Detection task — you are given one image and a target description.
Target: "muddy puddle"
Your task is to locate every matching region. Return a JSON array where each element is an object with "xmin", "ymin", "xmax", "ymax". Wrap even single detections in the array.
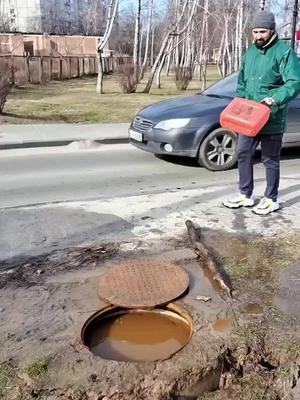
[
  {"xmin": 82, "ymin": 308, "xmax": 192, "ymax": 362},
  {"xmin": 212, "ymin": 318, "xmax": 232, "ymax": 332}
]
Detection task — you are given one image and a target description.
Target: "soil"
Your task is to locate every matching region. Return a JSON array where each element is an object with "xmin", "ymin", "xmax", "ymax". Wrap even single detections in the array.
[{"xmin": 1, "ymin": 229, "xmax": 300, "ymax": 400}]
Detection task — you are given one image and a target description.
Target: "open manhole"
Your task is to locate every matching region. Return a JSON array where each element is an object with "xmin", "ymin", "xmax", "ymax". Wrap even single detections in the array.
[{"xmin": 81, "ymin": 303, "xmax": 193, "ymax": 362}]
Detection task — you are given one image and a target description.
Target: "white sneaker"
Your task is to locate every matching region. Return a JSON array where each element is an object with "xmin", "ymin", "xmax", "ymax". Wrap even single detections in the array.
[
  {"xmin": 222, "ymin": 194, "xmax": 254, "ymax": 209},
  {"xmin": 252, "ymin": 197, "xmax": 280, "ymax": 215}
]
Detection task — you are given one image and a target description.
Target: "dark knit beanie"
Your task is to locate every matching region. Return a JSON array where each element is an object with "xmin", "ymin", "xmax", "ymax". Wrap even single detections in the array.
[{"xmin": 251, "ymin": 11, "xmax": 276, "ymax": 30}]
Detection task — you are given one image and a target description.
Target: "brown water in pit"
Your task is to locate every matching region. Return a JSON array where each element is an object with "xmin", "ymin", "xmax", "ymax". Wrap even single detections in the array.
[{"xmin": 84, "ymin": 309, "xmax": 191, "ymax": 362}]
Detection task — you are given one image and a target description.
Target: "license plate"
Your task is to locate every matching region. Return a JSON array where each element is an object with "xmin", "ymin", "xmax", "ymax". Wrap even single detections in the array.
[{"xmin": 129, "ymin": 129, "xmax": 143, "ymax": 142}]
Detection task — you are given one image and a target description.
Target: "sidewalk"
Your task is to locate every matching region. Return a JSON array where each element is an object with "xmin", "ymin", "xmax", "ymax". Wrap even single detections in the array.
[{"xmin": 0, "ymin": 123, "xmax": 130, "ymax": 149}]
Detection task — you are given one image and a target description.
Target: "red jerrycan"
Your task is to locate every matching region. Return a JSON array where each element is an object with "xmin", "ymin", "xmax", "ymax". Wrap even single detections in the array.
[{"xmin": 220, "ymin": 98, "xmax": 271, "ymax": 137}]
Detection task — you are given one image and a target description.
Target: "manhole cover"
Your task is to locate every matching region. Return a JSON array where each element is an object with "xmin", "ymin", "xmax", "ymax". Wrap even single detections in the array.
[{"xmin": 97, "ymin": 261, "xmax": 189, "ymax": 308}]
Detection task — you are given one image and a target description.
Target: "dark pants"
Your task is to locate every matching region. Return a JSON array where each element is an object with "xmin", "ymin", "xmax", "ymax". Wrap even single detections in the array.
[{"xmin": 238, "ymin": 134, "xmax": 283, "ymax": 201}]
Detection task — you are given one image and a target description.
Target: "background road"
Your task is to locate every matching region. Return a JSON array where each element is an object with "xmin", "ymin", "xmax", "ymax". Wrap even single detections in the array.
[
  {"xmin": 1, "ymin": 144, "xmax": 300, "ymax": 263},
  {"xmin": 0, "ymin": 143, "xmax": 237, "ymax": 209}
]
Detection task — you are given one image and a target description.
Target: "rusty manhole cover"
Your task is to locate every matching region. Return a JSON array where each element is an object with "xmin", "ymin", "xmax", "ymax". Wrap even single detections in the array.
[{"xmin": 97, "ymin": 261, "xmax": 189, "ymax": 308}]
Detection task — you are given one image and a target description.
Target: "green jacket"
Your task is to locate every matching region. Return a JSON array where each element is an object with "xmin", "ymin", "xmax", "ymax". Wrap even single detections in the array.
[{"xmin": 237, "ymin": 36, "xmax": 300, "ymax": 134}]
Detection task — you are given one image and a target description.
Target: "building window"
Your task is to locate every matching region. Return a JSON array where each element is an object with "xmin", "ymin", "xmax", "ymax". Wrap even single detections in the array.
[
  {"xmin": 10, "ymin": 8, "xmax": 14, "ymax": 14},
  {"xmin": 10, "ymin": 18, "xmax": 15, "ymax": 24}
]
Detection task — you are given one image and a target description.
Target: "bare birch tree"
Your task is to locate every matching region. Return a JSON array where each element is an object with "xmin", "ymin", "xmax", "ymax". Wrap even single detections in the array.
[
  {"xmin": 150, "ymin": 25, "xmax": 155, "ymax": 67},
  {"xmin": 96, "ymin": 0, "xmax": 119, "ymax": 94},
  {"xmin": 156, "ymin": 38, "xmax": 173, "ymax": 88},
  {"xmin": 104, "ymin": 0, "xmax": 262, "ymax": 93},
  {"xmin": 141, "ymin": 0, "xmax": 154, "ymax": 78},
  {"xmin": 143, "ymin": 0, "xmax": 199, "ymax": 93},
  {"xmin": 199, "ymin": 0, "xmax": 209, "ymax": 89},
  {"xmin": 133, "ymin": 0, "xmax": 142, "ymax": 81}
]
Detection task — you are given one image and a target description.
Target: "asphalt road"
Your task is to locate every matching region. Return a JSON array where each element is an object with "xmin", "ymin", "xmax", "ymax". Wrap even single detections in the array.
[
  {"xmin": 0, "ymin": 143, "xmax": 237, "ymax": 209},
  {"xmin": 1, "ymin": 143, "xmax": 300, "ymax": 263}
]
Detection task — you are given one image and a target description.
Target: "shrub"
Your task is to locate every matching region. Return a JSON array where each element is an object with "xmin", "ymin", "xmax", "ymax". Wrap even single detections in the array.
[
  {"xmin": 117, "ymin": 63, "xmax": 139, "ymax": 94},
  {"xmin": 174, "ymin": 66, "xmax": 193, "ymax": 91}
]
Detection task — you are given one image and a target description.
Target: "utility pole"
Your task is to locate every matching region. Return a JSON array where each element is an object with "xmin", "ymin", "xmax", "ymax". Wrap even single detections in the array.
[{"xmin": 291, "ymin": 0, "xmax": 299, "ymax": 50}]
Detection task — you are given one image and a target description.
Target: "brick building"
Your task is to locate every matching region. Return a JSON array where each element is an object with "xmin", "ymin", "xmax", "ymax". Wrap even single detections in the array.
[{"xmin": 0, "ymin": 32, "xmax": 105, "ymax": 57}]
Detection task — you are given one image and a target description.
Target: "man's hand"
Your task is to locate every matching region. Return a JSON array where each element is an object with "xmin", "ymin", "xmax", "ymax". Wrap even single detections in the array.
[{"xmin": 261, "ymin": 97, "xmax": 276, "ymax": 107}]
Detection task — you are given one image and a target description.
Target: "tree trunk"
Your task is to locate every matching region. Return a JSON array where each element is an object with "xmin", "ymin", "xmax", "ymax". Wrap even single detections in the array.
[
  {"xmin": 180, "ymin": 39, "xmax": 186, "ymax": 67},
  {"xmin": 199, "ymin": 0, "xmax": 208, "ymax": 85},
  {"xmin": 139, "ymin": 31, "xmax": 143, "ymax": 68},
  {"xmin": 143, "ymin": 34, "xmax": 170, "ymax": 93},
  {"xmin": 156, "ymin": 52, "xmax": 166, "ymax": 88},
  {"xmin": 238, "ymin": 0, "xmax": 244, "ymax": 68},
  {"xmin": 217, "ymin": 33, "xmax": 225, "ymax": 77},
  {"xmin": 150, "ymin": 26, "xmax": 155, "ymax": 67},
  {"xmin": 201, "ymin": 57, "xmax": 206, "ymax": 91},
  {"xmin": 174, "ymin": 0, "xmax": 180, "ymax": 70},
  {"xmin": 234, "ymin": 5, "xmax": 240, "ymax": 71},
  {"xmin": 183, "ymin": 19, "xmax": 193, "ymax": 69},
  {"xmin": 166, "ymin": 50, "xmax": 172, "ymax": 76},
  {"xmin": 224, "ymin": 15, "xmax": 232, "ymax": 74},
  {"xmin": 96, "ymin": 51, "xmax": 104, "ymax": 94},
  {"xmin": 96, "ymin": 0, "xmax": 118, "ymax": 94},
  {"xmin": 133, "ymin": 0, "xmax": 142, "ymax": 80},
  {"xmin": 157, "ymin": 38, "xmax": 173, "ymax": 87},
  {"xmin": 141, "ymin": 0, "xmax": 153, "ymax": 79},
  {"xmin": 221, "ymin": 29, "xmax": 227, "ymax": 77}
]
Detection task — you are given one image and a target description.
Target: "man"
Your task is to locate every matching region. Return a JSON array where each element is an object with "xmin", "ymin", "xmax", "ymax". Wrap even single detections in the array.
[{"xmin": 223, "ymin": 10, "xmax": 300, "ymax": 215}]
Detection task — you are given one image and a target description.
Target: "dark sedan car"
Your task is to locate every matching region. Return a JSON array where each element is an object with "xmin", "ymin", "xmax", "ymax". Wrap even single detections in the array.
[{"xmin": 129, "ymin": 73, "xmax": 300, "ymax": 171}]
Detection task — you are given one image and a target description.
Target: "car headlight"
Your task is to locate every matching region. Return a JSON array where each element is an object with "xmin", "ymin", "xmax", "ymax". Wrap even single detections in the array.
[{"xmin": 154, "ymin": 118, "xmax": 190, "ymax": 130}]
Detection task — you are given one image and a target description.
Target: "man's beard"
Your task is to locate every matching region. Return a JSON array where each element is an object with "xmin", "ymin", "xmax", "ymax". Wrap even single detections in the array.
[
  {"xmin": 254, "ymin": 32, "xmax": 274, "ymax": 48},
  {"xmin": 255, "ymin": 39, "xmax": 266, "ymax": 48}
]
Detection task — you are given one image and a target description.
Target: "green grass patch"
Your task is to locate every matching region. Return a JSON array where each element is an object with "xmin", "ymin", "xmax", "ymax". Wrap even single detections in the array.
[
  {"xmin": 2, "ymin": 66, "xmax": 221, "ymax": 124},
  {"xmin": 23, "ymin": 354, "xmax": 52, "ymax": 379}
]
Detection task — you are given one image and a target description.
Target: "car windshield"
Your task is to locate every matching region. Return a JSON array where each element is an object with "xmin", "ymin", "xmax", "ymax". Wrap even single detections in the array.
[{"xmin": 200, "ymin": 72, "xmax": 238, "ymax": 98}]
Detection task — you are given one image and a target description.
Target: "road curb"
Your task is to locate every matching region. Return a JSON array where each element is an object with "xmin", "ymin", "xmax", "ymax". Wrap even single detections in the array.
[{"xmin": 0, "ymin": 137, "xmax": 129, "ymax": 150}]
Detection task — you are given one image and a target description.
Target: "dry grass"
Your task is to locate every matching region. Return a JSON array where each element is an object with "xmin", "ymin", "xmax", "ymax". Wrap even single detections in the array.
[
  {"xmin": 223, "ymin": 234, "xmax": 300, "ymax": 280},
  {"xmin": 0, "ymin": 363, "xmax": 15, "ymax": 397},
  {"xmin": 1, "ymin": 67, "xmax": 220, "ymax": 124}
]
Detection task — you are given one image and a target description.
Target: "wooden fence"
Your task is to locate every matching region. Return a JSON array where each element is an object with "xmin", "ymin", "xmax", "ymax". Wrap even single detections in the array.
[{"xmin": 0, "ymin": 54, "xmax": 115, "ymax": 84}]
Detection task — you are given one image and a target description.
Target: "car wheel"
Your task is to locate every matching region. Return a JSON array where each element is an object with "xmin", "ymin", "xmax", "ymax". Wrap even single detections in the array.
[{"xmin": 198, "ymin": 128, "xmax": 238, "ymax": 171}]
